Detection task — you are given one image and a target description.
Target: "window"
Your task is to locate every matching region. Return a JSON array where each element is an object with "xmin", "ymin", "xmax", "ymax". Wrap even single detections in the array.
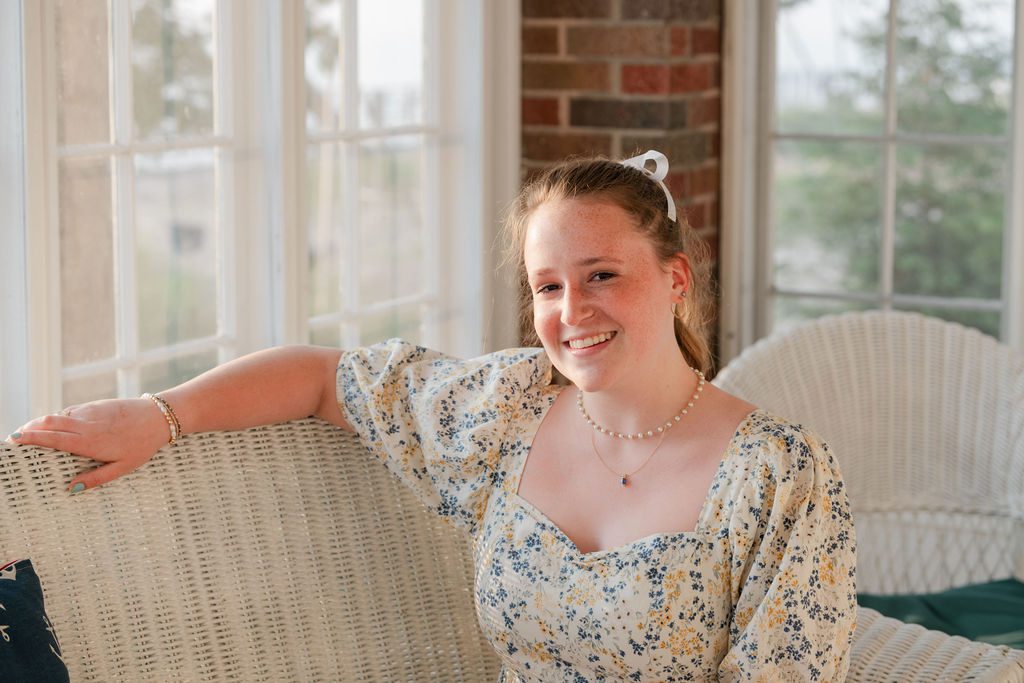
[
  {"xmin": 721, "ymin": 0, "xmax": 1023, "ymax": 360},
  {"xmin": 2, "ymin": 0, "xmax": 520, "ymax": 434}
]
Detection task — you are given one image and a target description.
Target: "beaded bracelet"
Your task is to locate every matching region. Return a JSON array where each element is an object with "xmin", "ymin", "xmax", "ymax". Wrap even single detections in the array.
[{"xmin": 142, "ymin": 393, "xmax": 181, "ymax": 445}]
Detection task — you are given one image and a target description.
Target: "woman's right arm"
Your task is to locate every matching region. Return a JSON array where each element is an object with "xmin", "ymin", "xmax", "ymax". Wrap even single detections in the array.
[{"xmin": 9, "ymin": 345, "xmax": 349, "ymax": 492}]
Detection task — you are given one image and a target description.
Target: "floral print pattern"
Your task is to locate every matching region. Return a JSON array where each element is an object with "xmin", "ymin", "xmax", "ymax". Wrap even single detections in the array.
[{"xmin": 338, "ymin": 340, "xmax": 857, "ymax": 682}]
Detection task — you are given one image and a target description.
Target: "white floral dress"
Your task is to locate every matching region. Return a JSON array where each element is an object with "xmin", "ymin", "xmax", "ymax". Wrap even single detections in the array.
[{"xmin": 337, "ymin": 340, "xmax": 857, "ymax": 682}]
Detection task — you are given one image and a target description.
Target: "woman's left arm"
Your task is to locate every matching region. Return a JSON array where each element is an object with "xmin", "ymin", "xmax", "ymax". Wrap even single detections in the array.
[{"xmin": 717, "ymin": 426, "xmax": 858, "ymax": 682}]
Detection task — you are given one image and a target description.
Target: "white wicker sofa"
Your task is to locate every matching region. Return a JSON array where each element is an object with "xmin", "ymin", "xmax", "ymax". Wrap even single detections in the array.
[{"xmin": 1, "ymin": 330, "xmax": 1022, "ymax": 680}]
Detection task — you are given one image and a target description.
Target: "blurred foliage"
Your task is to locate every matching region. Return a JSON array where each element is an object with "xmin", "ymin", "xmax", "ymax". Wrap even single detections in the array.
[
  {"xmin": 775, "ymin": 0, "xmax": 1010, "ymax": 337},
  {"xmin": 132, "ymin": 0, "xmax": 214, "ymax": 138}
]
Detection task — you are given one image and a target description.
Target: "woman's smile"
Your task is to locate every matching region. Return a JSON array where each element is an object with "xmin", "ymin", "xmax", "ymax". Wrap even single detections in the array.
[{"xmin": 566, "ymin": 331, "xmax": 616, "ymax": 351}]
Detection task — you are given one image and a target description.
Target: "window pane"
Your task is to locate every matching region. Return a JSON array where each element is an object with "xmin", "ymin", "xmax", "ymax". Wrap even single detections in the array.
[
  {"xmin": 310, "ymin": 324, "xmax": 342, "ymax": 347},
  {"xmin": 132, "ymin": 0, "xmax": 215, "ymax": 140},
  {"xmin": 772, "ymin": 296, "xmax": 873, "ymax": 337},
  {"xmin": 772, "ymin": 139, "xmax": 882, "ymax": 294},
  {"xmin": 307, "ymin": 142, "xmax": 345, "ymax": 317},
  {"xmin": 305, "ymin": 0, "xmax": 343, "ymax": 132},
  {"xmin": 60, "ymin": 158, "xmax": 116, "ymax": 366},
  {"xmin": 56, "ymin": 0, "xmax": 111, "ymax": 146},
  {"xmin": 135, "ymin": 150, "xmax": 218, "ymax": 350},
  {"xmin": 360, "ymin": 305, "xmax": 421, "ymax": 346},
  {"xmin": 775, "ymin": 0, "xmax": 887, "ymax": 135},
  {"xmin": 358, "ymin": 0, "xmax": 423, "ymax": 128},
  {"xmin": 894, "ymin": 144, "xmax": 1004, "ymax": 299},
  {"xmin": 140, "ymin": 350, "xmax": 218, "ymax": 394},
  {"xmin": 895, "ymin": 0, "xmax": 1013, "ymax": 136},
  {"xmin": 359, "ymin": 136, "xmax": 424, "ymax": 305},
  {"xmin": 63, "ymin": 373, "xmax": 117, "ymax": 406}
]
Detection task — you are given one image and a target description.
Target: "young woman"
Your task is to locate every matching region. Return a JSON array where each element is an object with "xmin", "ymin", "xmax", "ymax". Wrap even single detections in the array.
[{"xmin": 10, "ymin": 151, "xmax": 857, "ymax": 681}]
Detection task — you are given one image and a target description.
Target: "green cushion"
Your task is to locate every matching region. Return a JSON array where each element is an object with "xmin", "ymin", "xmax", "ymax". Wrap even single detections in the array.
[{"xmin": 858, "ymin": 578, "xmax": 1024, "ymax": 650}]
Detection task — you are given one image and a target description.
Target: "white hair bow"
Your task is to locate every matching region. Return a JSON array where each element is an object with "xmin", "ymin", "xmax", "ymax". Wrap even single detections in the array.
[{"xmin": 620, "ymin": 150, "xmax": 677, "ymax": 222}]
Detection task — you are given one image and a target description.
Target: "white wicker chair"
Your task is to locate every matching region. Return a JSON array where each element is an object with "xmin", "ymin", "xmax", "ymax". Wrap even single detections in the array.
[
  {"xmin": 1, "ymin": 419, "xmax": 502, "ymax": 682},
  {"xmin": 715, "ymin": 310, "xmax": 1024, "ymax": 681},
  {"xmin": 3, "ymin": 355, "xmax": 1023, "ymax": 680}
]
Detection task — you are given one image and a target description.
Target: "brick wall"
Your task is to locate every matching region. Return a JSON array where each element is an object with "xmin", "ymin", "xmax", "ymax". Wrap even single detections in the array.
[{"xmin": 520, "ymin": 0, "xmax": 723, "ymax": 353}]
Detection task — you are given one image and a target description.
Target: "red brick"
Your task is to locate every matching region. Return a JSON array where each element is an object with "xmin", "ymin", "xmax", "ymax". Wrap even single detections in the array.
[
  {"xmin": 621, "ymin": 65, "xmax": 670, "ymax": 94},
  {"xmin": 673, "ymin": 0, "xmax": 720, "ymax": 21},
  {"xmin": 692, "ymin": 26, "xmax": 720, "ymax": 54},
  {"xmin": 566, "ymin": 26, "xmax": 668, "ymax": 57},
  {"xmin": 622, "ymin": 131, "xmax": 711, "ymax": 166},
  {"xmin": 688, "ymin": 96, "xmax": 720, "ymax": 127},
  {"xmin": 664, "ymin": 170, "xmax": 687, "ymax": 198},
  {"xmin": 688, "ymin": 165, "xmax": 719, "ymax": 196},
  {"xmin": 684, "ymin": 200, "xmax": 708, "ymax": 229},
  {"xmin": 522, "ymin": 97, "xmax": 560, "ymax": 126},
  {"xmin": 521, "ymin": 132, "xmax": 613, "ymax": 162},
  {"xmin": 670, "ymin": 62, "xmax": 714, "ymax": 93},
  {"xmin": 622, "ymin": 0, "xmax": 719, "ymax": 21},
  {"xmin": 523, "ymin": 0, "xmax": 611, "ymax": 18},
  {"xmin": 571, "ymin": 98, "xmax": 686, "ymax": 129},
  {"xmin": 522, "ymin": 26, "xmax": 559, "ymax": 55},
  {"xmin": 670, "ymin": 26, "xmax": 690, "ymax": 56},
  {"xmin": 522, "ymin": 61, "xmax": 610, "ymax": 91}
]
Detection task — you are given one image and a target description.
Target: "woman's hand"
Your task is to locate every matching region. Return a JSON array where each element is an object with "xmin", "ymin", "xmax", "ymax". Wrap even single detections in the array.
[{"xmin": 7, "ymin": 398, "xmax": 171, "ymax": 493}]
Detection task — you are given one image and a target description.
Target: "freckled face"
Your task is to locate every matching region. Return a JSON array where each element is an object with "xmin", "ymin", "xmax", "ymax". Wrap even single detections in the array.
[{"xmin": 524, "ymin": 198, "xmax": 686, "ymax": 393}]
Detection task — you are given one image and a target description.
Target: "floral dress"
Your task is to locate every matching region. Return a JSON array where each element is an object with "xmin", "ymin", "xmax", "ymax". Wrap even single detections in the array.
[{"xmin": 337, "ymin": 340, "xmax": 857, "ymax": 682}]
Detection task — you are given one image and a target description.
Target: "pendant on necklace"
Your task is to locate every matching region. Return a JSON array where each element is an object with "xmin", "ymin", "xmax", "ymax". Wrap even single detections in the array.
[{"xmin": 620, "ymin": 475, "xmax": 628, "ymax": 486}]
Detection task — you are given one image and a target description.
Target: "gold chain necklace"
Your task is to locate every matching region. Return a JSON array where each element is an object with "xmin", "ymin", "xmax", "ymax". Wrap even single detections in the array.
[{"xmin": 590, "ymin": 427, "xmax": 669, "ymax": 487}]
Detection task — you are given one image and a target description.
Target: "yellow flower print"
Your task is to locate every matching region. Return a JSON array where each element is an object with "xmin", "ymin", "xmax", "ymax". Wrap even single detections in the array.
[
  {"xmin": 662, "ymin": 622, "xmax": 703, "ymax": 656},
  {"xmin": 373, "ymin": 381, "xmax": 403, "ymax": 413}
]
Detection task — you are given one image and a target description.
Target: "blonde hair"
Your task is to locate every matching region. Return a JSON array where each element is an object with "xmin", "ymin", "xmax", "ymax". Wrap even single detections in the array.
[{"xmin": 502, "ymin": 155, "xmax": 715, "ymax": 376}]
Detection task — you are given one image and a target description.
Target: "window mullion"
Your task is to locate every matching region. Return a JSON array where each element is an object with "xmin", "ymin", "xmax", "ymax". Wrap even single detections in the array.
[
  {"xmin": 718, "ymin": 0, "xmax": 762, "ymax": 364},
  {"xmin": 341, "ymin": 0, "xmax": 360, "ymax": 349},
  {"xmin": 755, "ymin": 0, "xmax": 778, "ymax": 340},
  {"xmin": 21, "ymin": 0, "xmax": 63, "ymax": 420},
  {"xmin": 879, "ymin": 0, "xmax": 899, "ymax": 311},
  {"xmin": 0, "ymin": 0, "xmax": 26, "ymax": 432},
  {"xmin": 215, "ymin": 0, "xmax": 238, "ymax": 363},
  {"xmin": 111, "ymin": 0, "xmax": 138, "ymax": 397},
  {"xmin": 266, "ymin": 0, "xmax": 306, "ymax": 346},
  {"xmin": 1004, "ymin": 0, "xmax": 1024, "ymax": 351},
  {"xmin": 421, "ymin": 0, "xmax": 441, "ymax": 350}
]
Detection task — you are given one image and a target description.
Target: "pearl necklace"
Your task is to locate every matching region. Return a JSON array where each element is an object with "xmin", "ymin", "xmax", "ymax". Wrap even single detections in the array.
[{"xmin": 576, "ymin": 367, "xmax": 705, "ymax": 440}]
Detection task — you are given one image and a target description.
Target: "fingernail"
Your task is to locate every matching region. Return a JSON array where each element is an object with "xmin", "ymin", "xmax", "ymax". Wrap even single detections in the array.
[
  {"xmin": 70, "ymin": 483, "xmax": 86, "ymax": 494},
  {"xmin": 9, "ymin": 432, "xmax": 21, "ymax": 440}
]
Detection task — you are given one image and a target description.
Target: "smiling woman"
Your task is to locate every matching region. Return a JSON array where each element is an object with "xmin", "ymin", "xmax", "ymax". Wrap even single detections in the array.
[{"xmin": 10, "ymin": 151, "xmax": 857, "ymax": 682}]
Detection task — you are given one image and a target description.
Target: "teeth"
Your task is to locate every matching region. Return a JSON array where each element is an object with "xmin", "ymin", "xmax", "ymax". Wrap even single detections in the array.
[{"xmin": 568, "ymin": 332, "xmax": 614, "ymax": 349}]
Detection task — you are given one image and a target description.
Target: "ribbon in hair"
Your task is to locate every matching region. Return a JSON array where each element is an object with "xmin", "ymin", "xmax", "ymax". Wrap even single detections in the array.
[{"xmin": 620, "ymin": 150, "xmax": 677, "ymax": 222}]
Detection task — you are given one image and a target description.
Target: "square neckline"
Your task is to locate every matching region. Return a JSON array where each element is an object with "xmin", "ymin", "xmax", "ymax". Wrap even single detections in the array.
[{"xmin": 509, "ymin": 384, "xmax": 763, "ymax": 560}]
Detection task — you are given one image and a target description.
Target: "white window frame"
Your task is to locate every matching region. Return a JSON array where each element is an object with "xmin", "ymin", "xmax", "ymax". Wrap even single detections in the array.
[
  {"xmin": 2, "ymin": 0, "xmax": 520, "ymax": 435},
  {"xmin": 720, "ymin": 0, "xmax": 1024, "ymax": 364}
]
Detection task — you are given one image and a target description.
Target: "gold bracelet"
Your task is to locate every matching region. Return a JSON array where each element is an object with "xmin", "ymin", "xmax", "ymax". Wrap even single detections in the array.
[{"xmin": 142, "ymin": 393, "xmax": 182, "ymax": 445}]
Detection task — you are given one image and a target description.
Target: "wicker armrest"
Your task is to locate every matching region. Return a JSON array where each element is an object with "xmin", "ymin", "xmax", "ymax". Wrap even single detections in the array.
[
  {"xmin": 0, "ymin": 419, "xmax": 500, "ymax": 682},
  {"xmin": 850, "ymin": 606, "xmax": 1024, "ymax": 682}
]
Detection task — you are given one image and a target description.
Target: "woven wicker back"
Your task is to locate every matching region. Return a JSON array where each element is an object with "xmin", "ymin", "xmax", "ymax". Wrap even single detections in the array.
[
  {"xmin": 0, "ymin": 419, "xmax": 501, "ymax": 682},
  {"xmin": 714, "ymin": 312, "xmax": 1024, "ymax": 594}
]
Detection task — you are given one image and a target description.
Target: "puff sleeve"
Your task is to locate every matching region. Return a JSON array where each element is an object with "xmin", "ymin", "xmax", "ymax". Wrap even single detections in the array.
[
  {"xmin": 336, "ymin": 339, "xmax": 550, "ymax": 538},
  {"xmin": 717, "ymin": 420, "xmax": 857, "ymax": 682}
]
